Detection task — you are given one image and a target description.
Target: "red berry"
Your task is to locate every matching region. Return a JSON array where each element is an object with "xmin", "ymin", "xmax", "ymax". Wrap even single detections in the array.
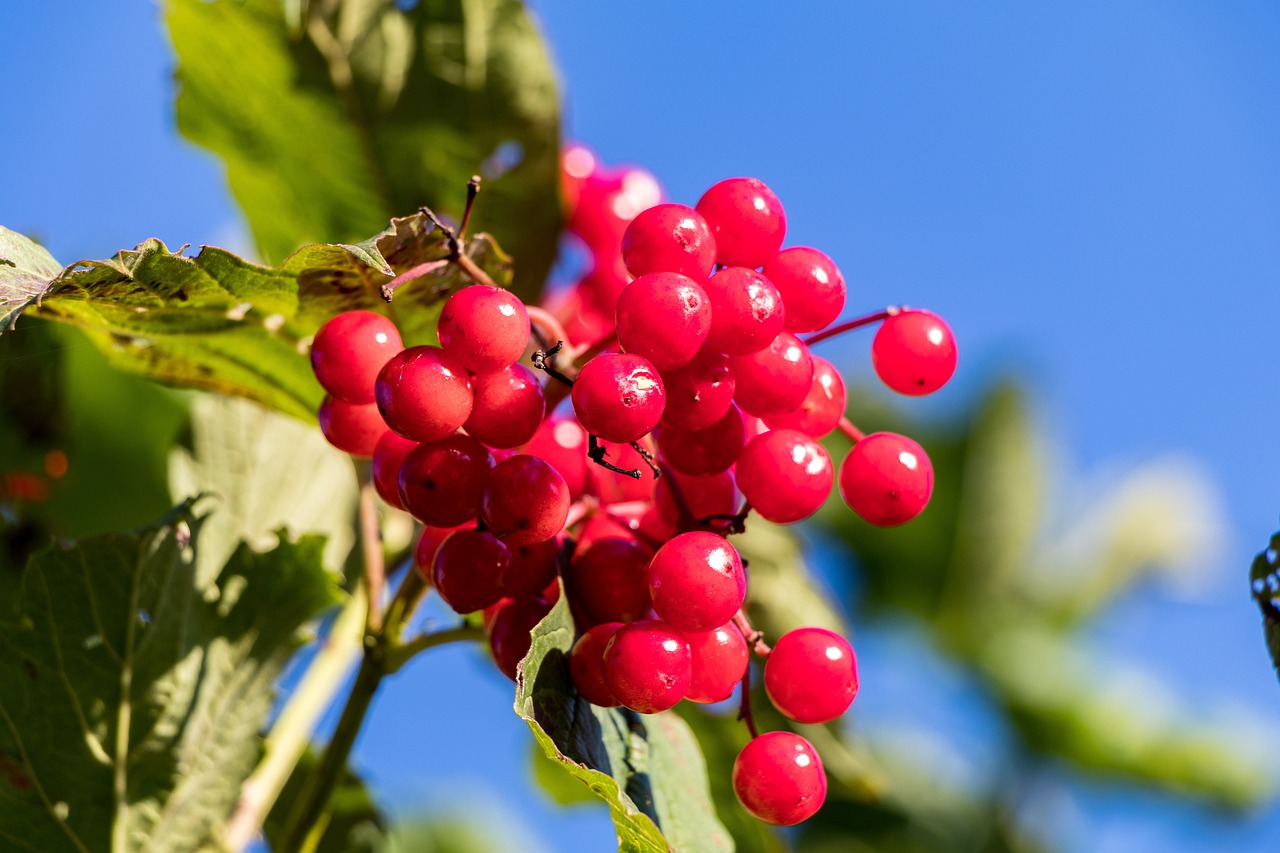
[
  {"xmin": 615, "ymin": 272, "xmax": 712, "ymax": 372},
  {"xmin": 762, "ymin": 247, "xmax": 845, "ymax": 333},
  {"xmin": 647, "ymin": 532, "xmax": 746, "ymax": 632},
  {"xmin": 502, "ymin": 537, "xmax": 561, "ymax": 600},
  {"xmin": 602, "ymin": 620, "xmax": 691, "ymax": 714},
  {"xmin": 464, "ymin": 363, "xmax": 547, "ymax": 449},
  {"xmin": 702, "ymin": 267, "xmax": 785, "ymax": 356},
  {"xmin": 655, "ymin": 404, "xmax": 745, "ymax": 476},
  {"xmin": 658, "ymin": 346, "xmax": 736, "ymax": 431},
  {"xmin": 571, "ymin": 352, "xmax": 666, "ymax": 443},
  {"xmin": 730, "ymin": 332, "xmax": 814, "ymax": 417},
  {"xmin": 375, "ymin": 346, "xmax": 473, "ymax": 442},
  {"xmin": 560, "ymin": 143, "xmax": 596, "ymax": 219},
  {"xmin": 871, "ymin": 308, "xmax": 957, "ymax": 395},
  {"xmin": 432, "ymin": 528, "xmax": 511, "ymax": 614},
  {"xmin": 696, "ymin": 177, "xmax": 787, "ymax": 269},
  {"xmin": 488, "ymin": 596, "xmax": 554, "ymax": 682},
  {"xmin": 564, "ymin": 534, "xmax": 653, "ymax": 625},
  {"xmin": 480, "ymin": 454, "xmax": 571, "ymax": 545},
  {"xmin": 413, "ymin": 523, "xmax": 468, "ymax": 581},
  {"xmin": 732, "ymin": 732, "xmax": 826, "ymax": 826},
  {"xmin": 519, "ymin": 416, "xmax": 591, "ymax": 502},
  {"xmin": 764, "ymin": 627, "xmax": 858, "ymax": 724},
  {"xmin": 621, "ymin": 203, "xmax": 717, "ymax": 280},
  {"xmin": 398, "ymin": 434, "xmax": 494, "ymax": 527},
  {"xmin": 317, "ymin": 396, "xmax": 387, "ymax": 457},
  {"xmin": 762, "ymin": 356, "xmax": 845, "ymax": 438},
  {"xmin": 735, "ymin": 429, "xmax": 834, "ymax": 524},
  {"xmin": 838, "ymin": 432, "xmax": 933, "ymax": 526},
  {"xmin": 437, "ymin": 285, "xmax": 531, "ymax": 374},
  {"xmin": 310, "ymin": 310, "xmax": 403, "ymax": 404},
  {"xmin": 686, "ymin": 624, "xmax": 749, "ymax": 704},
  {"xmin": 569, "ymin": 622, "xmax": 624, "ymax": 707},
  {"xmin": 571, "ymin": 166, "xmax": 663, "ymax": 253},
  {"xmin": 588, "ymin": 440, "xmax": 657, "ymax": 505},
  {"xmin": 371, "ymin": 431, "xmax": 418, "ymax": 510}
]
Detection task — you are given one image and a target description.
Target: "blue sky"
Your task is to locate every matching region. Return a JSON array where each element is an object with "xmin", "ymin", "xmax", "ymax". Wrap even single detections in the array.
[{"xmin": 4, "ymin": 2, "xmax": 1280, "ymax": 850}]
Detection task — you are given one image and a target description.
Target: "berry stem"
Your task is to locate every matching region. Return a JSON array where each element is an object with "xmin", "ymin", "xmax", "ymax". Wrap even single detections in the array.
[
  {"xmin": 384, "ymin": 622, "xmax": 486, "ymax": 673},
  {"xmin": 531, "ymin": 340, "xmax": 576, "ymax": 388},
  {"xmin": 526, "ymin": 305, "xmax": 571, "ymax": 351},
  {"xmin": 379, "ymin": 259, "xmax": 450, "ymax": 302},
  {"xmin": 357, "ymin": 462, "xmax": 386, "ymax": 633},
  {"xmin": 629, "ymin": 440, "xmax": 662, "ymax": 480},
  {"xmin": 737, "ymin": 663, "xmax": 760, "ymax": 739},
  {"xmin": 659, "ymin": 462, "xmax": 697, "ymax": 531},
  {"xmin": 801, "ymin": 306, "xmax": 899, "ymax": 347},
  {"xmin": 588, "ymin": 433, "xmax": 642, "ymax": 479},
  {"xmin": 732, "ymin": 608, "xmax": 773, "ymax": 657},
  {"xmin": 699, "ymin": 501, "xmax": 753, "ymax": 536},
  {"xmin": 417, "ymin": 204, "xmax": 500, "ymax": 290},
  {"xmin": 837, "ymin": 416, "xmax": 865, "ymax": 444},
  {"xmin": 458, "ymin": 174, "xmax": 481, "ymax": 242}
]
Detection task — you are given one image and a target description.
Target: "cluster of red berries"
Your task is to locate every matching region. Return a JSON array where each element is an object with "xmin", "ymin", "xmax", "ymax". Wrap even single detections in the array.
[{"xmin": 307, "ymin": 150, "xmax": 956, "ymax": 828}]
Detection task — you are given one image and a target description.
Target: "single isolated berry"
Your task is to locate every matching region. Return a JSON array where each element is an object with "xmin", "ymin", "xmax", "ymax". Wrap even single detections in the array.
[
  {"xmin": 839, "ymin": 431, "xmax": 933, "ymax": 526},
  {"xmin": 732, "ymin": 731, "xmax": 827, "ymax": 826},
  {"xmin": 602, "ymin": 620, "xmax": 692, "ymax": 714},
  {"xmin": 696, "ymin": 177, "xmax": 787, "ymax": 269},
  {"xmin": 310, "ymin": 310, "xmax": 403, "ymax": 404},
  {"xmin": 871, "ymin": 308, "xmax": 957, "ymax": 395},
  {"xmin": 735, "ymin": 428, "xmax": 834, "ymax": 524},
  {"xmin": 646, "ymin": 532, "xmax": 747, "ymax": 632},
  {"xmin": 764, "ymin": 627, "xmax": 858, "ymax": 724},
  {"xmin": 571, "ymin": 352, "xmax": 666, "ymax": 443},
  {"xmin": 375, "ymin": 346, "xmax": 473, "ymax": 442},
  {"xmin": 437, "ymin": 285, "xmax": 532, "ymax": 374},
  {"xmin": 621, "ymin": 202, "xmax": 717, "ymax": 280}
]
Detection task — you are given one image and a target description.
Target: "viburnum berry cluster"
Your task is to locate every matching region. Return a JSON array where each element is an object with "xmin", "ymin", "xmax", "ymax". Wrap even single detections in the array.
[{"xmin": 308, "ymin": 149, "xmax": 956, "ymax": 828}]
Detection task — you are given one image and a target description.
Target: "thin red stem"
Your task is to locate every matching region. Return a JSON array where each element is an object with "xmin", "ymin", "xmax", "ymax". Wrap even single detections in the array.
[
  {"xmin": 379, "ymin": 259, "xmax": 449, "ymax": 302},
  {"xmin": 802, "ymin": 307, "xmax": 898, "ymax": 346},
  {"xmin": 732, "ymin": 608, "xmax": 772, "ymax": 657},
  {"xmin": 738, "ymin": 663, "xmax": 760, "ymax": 739},
  {"xmin": 837, "ymin": 416, "xmax": 865, "ymax": 444},
  {"xmin": 526, "ymin": 305, "xmax": 570, "ymax": 350}
]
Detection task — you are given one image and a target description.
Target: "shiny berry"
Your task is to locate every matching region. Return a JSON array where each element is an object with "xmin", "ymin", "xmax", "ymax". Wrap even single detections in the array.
[
  {"xmin": 730, "ymin": 332, "xmax": 814, "ymax": 417},
  {"xmin": 519, "ymin": 416, "xmax": 591, "ymax": 502},
  {"xmin": 762, "ymin": 247, "xmax": 845, "ymax": 333},
  {"xmin": 603, "ymin": 620, "xmax": 691, "ymax": 714},
  {"xmin": 615, "ymin": 272, "xmax": 712, "ymax": 372},
  {"xmin": 371, "ymin": 430, "xmax": 418, "ymax": 510},
  {"xmin": 502, "ymin": 537, "xmax": 562, "ymax": 600},
  {"xmin": 398, "ymin": 434, "xmax": 493, "ymax": 527},
  {"xmin": 659, "ymin": 346, "xmax": 736, "ymax": 431},
  {"xmin": 686, "ymin": 624, "xmax": 749, "ymax": 704},
  {"xmin": 703, "ymin": 267, "xmax": 785, "ymax": 356},
  {"xmin": 696, "ymin": 177, "xmax": 787, "ymax": 269},
  {"xmin": 838, "ymin": 432, "xmax": 933, "ymax": 526},
  {"xmin": 464, "ymin": 363, "xmax": 546, "ymax": 448},
  {"xmin": 571, "ymin": 352, "xmax": 665, "ymax": 443},
  {"xmin": 310, "ymin": 310, "xmax": 403, "ymax": 403},
  {"xmin": 647, "ymin": 532, "xmax": 746, "ymax": 632},
  {"xmin": 375, "ymin": 346, "xmax": 473, "ymax": 442},
  {"xmin": 480, "ymin": 454, "xmax": 571, "ymax": 545},
  {"xmin": 437, "ymin": 285, "xmax": 531, "ymax": 374},
  {"xmin": 488, "ymin": 596, "xmax": 554, "ymax": 682},
  {"xmin": 762, "ymin": 356, "xmax": 845, "ymax": 438},
  {"xmin": 655, "ymin": 404, "xmax": 745, "ymax": 477},
  {"xmin": 564, "ymin": 534, "xmax": 653, "ymax": 625},
  {"xmin": 871, "ymin": 308, "xmax": 957, "ymax": 395},
  {"xmin": 732, "ymin": 732, "xmax": 827, "ymax": 826},
  {"xmin": 764, "ymin": 627, "xmax": 858, "ymax": 724},
  {"xmin": 432, "ymin": 528, "xmax": 510, "ymax": 614},
  {"xmin": 318, "ymin": 396, "xmax": 386, "ymax": 457},
  {"xmin": 622, "ymin": 203, "xmax": 717, "ymax": 280},
  {"xmin": 735, "ymin": 429, "xmax": 833, "ymax": 524}
]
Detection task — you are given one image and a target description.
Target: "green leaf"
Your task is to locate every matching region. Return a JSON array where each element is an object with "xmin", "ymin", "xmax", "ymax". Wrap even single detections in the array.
[
  {"xmin": 0, "ymin": 502, "xmax": 339, "ymax": 851},
  {"xmin": 167, "ymin": 0, "xmax": 562, "ymax": 301},
  {"xmin": 1250, "ymin": 529, "xmax": 1280, "ymax": 684},
  {"xmin": 169, "ymin": 393, "xmax": 359, "ymax": 588},
  {"xmin": 0, "ymin": 226, "xmax": 61, "ymax": 332},
  {"xmin": 4, "ymin": 214, "xmax": 509, "ymax": 420},
  {"xmin": 516, "ymin": 594, "xmax": 733, "ymax": 852},
  {"xmin": 263, "ymin": 748, "xmax": 386, "ymax": 853}
]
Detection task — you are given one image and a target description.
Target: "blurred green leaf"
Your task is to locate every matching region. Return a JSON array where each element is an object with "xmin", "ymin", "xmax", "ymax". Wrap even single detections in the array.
[
  {"xmin": 385, "ymin": 815, "xmax": 523, "ymax": 853},
  {"xmin": 169, "ymin": 393, "xmax": 358, "ymax": 588},
  {"xmin": 4, "ymin": 214, "xmax": 509, "ymax": 420},
  {"xmin": 1250, "ymin": 528, "xmax": 1280, "ymax": 684},
  {"xmin": 263, "ymin": 748, "xmax": 386, "ymax": 853},
  {"xmin": 0, "ymin": 226, "xmax": 61, "ymax": 332},
  {"xmin": 0, "ymin": 502, "xmax": 339, "ymax": 851},
  {"xmin": 167, "ymin": 0, "xmax": 561, "ymax": 300},
  {"xmin": 516, "ymin": 593, "xmax": 733, "ymax": 852}
]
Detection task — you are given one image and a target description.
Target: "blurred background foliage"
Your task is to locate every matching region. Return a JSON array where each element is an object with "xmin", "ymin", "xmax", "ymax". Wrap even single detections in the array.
[{"xmin": 2, "ymin": 0, "xmax": 1277, "ymax": 850}]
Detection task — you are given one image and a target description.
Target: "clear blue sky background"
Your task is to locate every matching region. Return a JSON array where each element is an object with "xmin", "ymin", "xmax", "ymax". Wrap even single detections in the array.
[{"xmin": 4, "ymin": 2, "xmax": 1280, "ymax": 851}]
